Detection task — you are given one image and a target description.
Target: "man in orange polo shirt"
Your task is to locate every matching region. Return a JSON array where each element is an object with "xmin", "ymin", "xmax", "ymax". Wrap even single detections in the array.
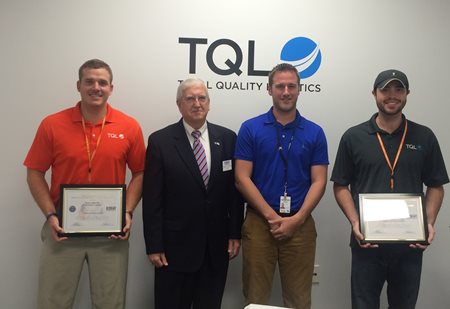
[{"xmin": 24, "ymin": 59, "xmax": 146, "ymax": 309}]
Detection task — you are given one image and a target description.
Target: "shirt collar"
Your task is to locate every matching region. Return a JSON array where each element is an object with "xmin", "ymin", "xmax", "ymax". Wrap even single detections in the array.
[
  {"xmin": 264, "ymin": 107, "xmax": 302, "ymax": 129},
  {"xmin": 71, "ymin": 102, "xmax": 114, "ymax": 124},
  {"xmin": 368, "ymin": 113, "xmax": 406, "ymax": 135},
  {"xmin": 183, "ymin": 119, "xmax": 208, "ymax": 137}
]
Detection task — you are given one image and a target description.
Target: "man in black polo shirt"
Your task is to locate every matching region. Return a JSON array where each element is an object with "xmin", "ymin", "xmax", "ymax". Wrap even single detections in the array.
[{"xmin": 331, "ymin": 69, "xmax": 449, "ymax": 309}]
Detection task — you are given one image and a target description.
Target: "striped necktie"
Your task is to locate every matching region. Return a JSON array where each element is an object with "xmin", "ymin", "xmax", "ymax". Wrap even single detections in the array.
[{"xmin": 192, "ymin": 130, "xmax": 209, "ymax": 186}]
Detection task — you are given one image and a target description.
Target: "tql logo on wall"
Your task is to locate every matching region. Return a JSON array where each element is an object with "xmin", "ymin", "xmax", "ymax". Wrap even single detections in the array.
[{"xmin": 178, "ymin": 36, "xmax": 322, "ymax": 92}]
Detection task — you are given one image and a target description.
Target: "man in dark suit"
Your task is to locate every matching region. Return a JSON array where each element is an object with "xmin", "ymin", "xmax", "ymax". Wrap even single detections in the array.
[{"xmin": 142, "ymin": 78, "xmax": 244, "ymax": 309}]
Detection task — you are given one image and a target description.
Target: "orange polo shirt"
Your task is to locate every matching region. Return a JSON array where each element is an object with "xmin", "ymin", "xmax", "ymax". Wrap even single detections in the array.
[{"xmin": 24, "ymin": 102, "xmax": 146, "ymax": 203}]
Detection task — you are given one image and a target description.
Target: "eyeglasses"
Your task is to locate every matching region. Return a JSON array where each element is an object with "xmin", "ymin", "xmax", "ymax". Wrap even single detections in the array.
[{"xmin": 183, "ymin": 95, "xmax": 209, "ymax": 104}]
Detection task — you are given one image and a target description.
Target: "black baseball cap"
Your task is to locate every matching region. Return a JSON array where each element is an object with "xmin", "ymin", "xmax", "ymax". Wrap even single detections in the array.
[{"xmin": 373, "ymin": 69, "xmax": 409, "ymax": 90}]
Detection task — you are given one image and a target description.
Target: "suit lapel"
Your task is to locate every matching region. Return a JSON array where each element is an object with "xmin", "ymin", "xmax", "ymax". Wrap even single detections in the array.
[
  {"xmin": 173, "ymin": 120, "xmax": 207, "ymax": 191},
  {"xmin": 207, "ymin": 123, "xmax": 223, "ymax": 191}
]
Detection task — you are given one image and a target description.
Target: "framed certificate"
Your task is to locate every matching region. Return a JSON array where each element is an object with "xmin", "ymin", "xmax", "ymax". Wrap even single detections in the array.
[
  {"xmin": 359, "ymin": 193, "xmax": 428, "ymax": 244},
  {"xmin": 58, "ymin": 184, "xmax": 126, "ymax": 237}
]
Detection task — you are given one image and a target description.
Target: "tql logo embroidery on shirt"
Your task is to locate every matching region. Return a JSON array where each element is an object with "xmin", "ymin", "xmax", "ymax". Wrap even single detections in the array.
[
  {"xmin": 107, "ymin": 133, "xmax": 125, "ymax": 139},
  {"xmin": 405, "ymin": 144, "xmax": 423, "ymax": 151}
]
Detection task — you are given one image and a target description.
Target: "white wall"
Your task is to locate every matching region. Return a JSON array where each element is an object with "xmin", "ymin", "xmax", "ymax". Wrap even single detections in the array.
[{"xmin": 1, "ymin": 0, "xmax": 449, "ymax": 308}]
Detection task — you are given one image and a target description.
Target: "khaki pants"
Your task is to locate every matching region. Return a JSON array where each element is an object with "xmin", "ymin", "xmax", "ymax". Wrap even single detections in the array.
[
  {"xmin": 242, "ymin": 209, "xmax": 316, "ymax": 309},
  {"xmin": 37, "ymin": 222, "xmax": 129, "ymax": 309}
]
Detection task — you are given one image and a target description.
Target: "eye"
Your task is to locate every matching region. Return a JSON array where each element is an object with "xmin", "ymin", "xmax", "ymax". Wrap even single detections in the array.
[
  {"xmin": 184, "ymin": 96, "xmax": 196, "ymax": 103},
  {"xmin": 197, "ymin": 96, "xmax": 207, "ymax": 103},
  {"xmin": 380, "ymin": 87, "xmax": 406, "ymax": 94},
  {"xmin": 184, "ymin": 96, "xmax": 208, "ymax": 103},
  {"xmin": 274, "ymin": 83, "xmax": 298, "ymax": 90}
]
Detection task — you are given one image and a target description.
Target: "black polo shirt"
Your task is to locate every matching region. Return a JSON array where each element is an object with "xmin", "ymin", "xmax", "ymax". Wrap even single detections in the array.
[{"xmin": 331, "ymin": 113, "xmax": 449, "ymax": 206}]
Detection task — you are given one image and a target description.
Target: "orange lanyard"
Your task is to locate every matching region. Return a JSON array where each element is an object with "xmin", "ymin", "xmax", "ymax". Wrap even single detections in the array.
[
  {"xmin": 81, "ymin": 116, "xmax": 106, "ymax": 183},
  {"xmin": 376, "ymin": 120, "xmax": 408, "ymax": 191}
]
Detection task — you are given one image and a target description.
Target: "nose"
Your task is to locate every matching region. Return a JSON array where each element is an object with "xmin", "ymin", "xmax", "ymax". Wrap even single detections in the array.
[
  {"xmin": 192, "ymin": 97, "xmax": 202, "ymax": 106},
  {"xmin": 385, "ymin": 88, "xmax": 398, "ymax": 98},
  {"xmin": 282, "ymin": 86, "xmax": 291, "ymax": 95},
  {"xmin": 92, "ymin": 81, "xmax": 101, "ymax": 90}
]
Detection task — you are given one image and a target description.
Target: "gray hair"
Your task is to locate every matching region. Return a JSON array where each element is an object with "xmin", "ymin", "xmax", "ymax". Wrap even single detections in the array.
[{"xmin": 176, "ymin": 78, "xmax": 209, "ymax": 101}]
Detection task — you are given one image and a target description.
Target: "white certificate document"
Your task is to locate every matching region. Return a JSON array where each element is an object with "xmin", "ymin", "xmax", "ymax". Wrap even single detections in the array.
[
  {"xmin": 359, "ymin": 193, "xmax": 427, "ymax": 243},
  {"xmin": 60, "ymin": 185, "xmax": 125, "ymax": 236}
]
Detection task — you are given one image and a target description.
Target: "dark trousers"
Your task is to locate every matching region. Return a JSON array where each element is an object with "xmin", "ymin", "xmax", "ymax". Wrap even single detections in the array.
[
  {"xmin": 154, "ymin": 251, "xmax": 228, "ymax": 309},
  {"xmin": 351, "ymin": 244, "xmax": 423, "ymax": 309}
]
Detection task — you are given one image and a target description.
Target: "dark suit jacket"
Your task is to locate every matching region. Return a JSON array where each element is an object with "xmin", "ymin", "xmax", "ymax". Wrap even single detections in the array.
[{"xmin": 142, "ymin": 119, "xmax": 243, "ymax": 273}]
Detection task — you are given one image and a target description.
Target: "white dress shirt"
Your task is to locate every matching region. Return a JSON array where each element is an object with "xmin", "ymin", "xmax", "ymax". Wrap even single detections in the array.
[{"xmin": 183, "ymin": 120, "xmax": 211, "ymax": 174}]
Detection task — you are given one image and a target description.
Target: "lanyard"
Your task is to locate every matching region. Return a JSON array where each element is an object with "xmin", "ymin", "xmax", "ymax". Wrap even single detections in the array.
[
  {"xmin": 376, "ymin": 120, "xmax": 408, "ymax": 191},
  {"xmin": 81, "ymin": 116, "xmax": 106, "ymax": 183},
  {"xmin": 276, "ymin": 127, "xmax": 295, "ymax": 195}
]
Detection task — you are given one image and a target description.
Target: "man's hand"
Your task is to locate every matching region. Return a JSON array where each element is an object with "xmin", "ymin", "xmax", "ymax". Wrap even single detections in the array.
[
  {"xmin": 410, "ymin": 223, "xmax": 433, "ymax": 250},
  {"xmin": 268, "ymin": 216, "xmax": 300, "ymax": 241},
  {"xmin": 148, "ymin": 252, "xmax": 168, "ymax": 268},
  {"xmin": 352, "ymin": 221, "xmax": 378, "ymax": 248},
  {"xmin": 47, "ymin": 216, "xmax": 67, "ymax": 242},
  {"xmin": 228, "ymin": 239, "xmax": 241, "ymax": 259},
  {"xmin": 110, "ymin": 212, "xmax": 132, "ymax": 240}
]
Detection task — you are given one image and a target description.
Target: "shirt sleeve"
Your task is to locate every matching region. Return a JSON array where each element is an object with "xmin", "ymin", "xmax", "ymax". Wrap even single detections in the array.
[
  {"xmin": 331, "ymin": 130, "xmax": 354, "ymax": 186},
  {"xmin": 422, "ymin": 131, "xmax": 449, "ymax": 187},
  {"xmin": 23, "ymin": 119, "xmax": 53, "ymax": 172},
  {"xmin": 311, "ymin": 127, "xmax": 329, "ymax": 166},
  {"xmin": 126, "ymin": 121, "xmax": 146, "ymax": 173},
  {"xmin": 234, "ymin": 122, "xmax": 254, "ymax": 161}
]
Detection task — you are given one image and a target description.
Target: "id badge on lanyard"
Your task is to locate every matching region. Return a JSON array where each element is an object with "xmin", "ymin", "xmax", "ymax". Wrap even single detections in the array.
[
  {"xmin": 277, "ymin": 127, "xmax": 295, "ymax": 214},
  {"xmin": 280, "ymin": 192, "xmax": 291, "ymax": 214}
]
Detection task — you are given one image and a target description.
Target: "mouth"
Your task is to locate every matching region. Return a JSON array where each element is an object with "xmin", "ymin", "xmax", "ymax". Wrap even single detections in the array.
[
  {"xmin": 384, "ymin": 101, "xmax": 399, "ymax": 107},
  {"xmin": 281, "ymin": 98, "xmax": 293, "ymax": 104},
  {"xmin": 383, "ymin": 98, "xmax": 400, "ymax": 104},
  {"xmin": 89, "ymin": 92, "xmax": 103, "ymax": 99}
]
